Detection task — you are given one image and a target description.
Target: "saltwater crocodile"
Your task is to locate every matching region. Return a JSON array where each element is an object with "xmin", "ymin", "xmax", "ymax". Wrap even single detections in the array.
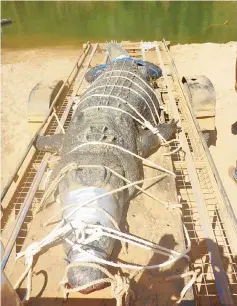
[{"xmin": 36, "ymin": 42, "xmax": 177, "ymax": 293}]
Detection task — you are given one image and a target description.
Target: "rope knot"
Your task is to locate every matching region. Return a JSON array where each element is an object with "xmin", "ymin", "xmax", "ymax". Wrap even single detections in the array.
[
  {"xmin": 25, "ymin": 242, "xmax": 41, "ymax": 257},
  {"xmin": 111, "ymin": 273, "xmax": 134, "ymax": 306},
  {"xmin": 16, "ymin": 242, "xmax": 40, "ymax": 262}
]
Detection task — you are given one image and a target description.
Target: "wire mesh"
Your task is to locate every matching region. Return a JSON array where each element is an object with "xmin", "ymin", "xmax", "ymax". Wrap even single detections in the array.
[
  {"xmin": 1, "ymin": 43, "xmax": 236, "ymax": 305},
  {"xmin": 160, "ymin": 66, "xmax": 237, "ymax": 304},
  {"xmin": 2, "ymin": 46, "xmax": 101, "ymax": 259},
  {"xmin": 2, "ymin": 75, "xmax": 83, "ymax": 253}
]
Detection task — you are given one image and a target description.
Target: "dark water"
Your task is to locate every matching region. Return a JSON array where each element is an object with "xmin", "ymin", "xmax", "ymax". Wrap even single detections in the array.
[{"xmin": 1, "ymin": 1, "xmax": 237, "ymax": 48}]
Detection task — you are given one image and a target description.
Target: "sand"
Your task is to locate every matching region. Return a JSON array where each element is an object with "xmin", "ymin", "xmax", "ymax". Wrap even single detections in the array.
[
  {"xmin": 1, "ymin": 42, "xmax": 237, "ymax": 216},
  {"xmin": 1, "ymin": 47, "xmax": 80, "ymax": 190}
]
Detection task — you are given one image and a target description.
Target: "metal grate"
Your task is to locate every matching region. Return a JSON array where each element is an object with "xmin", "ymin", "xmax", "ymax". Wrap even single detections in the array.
[
  {"xmin": 128, "ymin": 42, "xmax": 237, "ymax": 303},
  {"xmin": 162, "ymin": 75, "xmax": 236, "ymax": 306},
  {"xmin": 175, "ymin": 88, "xmax": 237, "ymax": 306},
  {"xmin": 1, "ymin": 47, "xmax": 94, "ymax": 257},
  {"xmin": 148, "ymin": 40, "xmax": 237, "ymax": 304},
  {"xmin": 176, "ymin": 166, "xmax": 237, "ymax": 305},
  {"xmin": 14, "ymin": 87, "xmax": 75, "ymax": 252},
  {"xmin": 2, "ymin": 41, "xmax": 237, "ymax": 305},
  {"xmin": 1, "ymin": 44, "xmax": 102, "ymax": 261}
]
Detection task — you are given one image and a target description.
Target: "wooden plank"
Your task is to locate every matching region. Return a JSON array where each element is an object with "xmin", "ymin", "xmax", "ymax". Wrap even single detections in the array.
[{"xmin": 75, "ymin": 44, "xmax": 99, "ymax": 96}]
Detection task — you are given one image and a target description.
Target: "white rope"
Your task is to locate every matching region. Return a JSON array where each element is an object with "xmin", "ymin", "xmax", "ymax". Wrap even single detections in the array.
[
  {"xmin": 14, "ymin": 219, "xmax": 191, "ymax": 303},
  {"xmin": 35, "ymin": 143, "xmax": 179, "ymax": 216},
  {"xmin": 15, "ymin": 159, "xmax": 188, "ymax": 303},
  {"xmin": 17, "ymin": 219, "xmax": 180, "ymax": 269},
  {"xmin": 162, "ymin": 139, "xmax": 182, "ymax": 156},
  {"xmin": 15, "ymin": 57, "xmax": 190, "ymax": 305},
  {"xmin": 73, "ymin": 56, "xmax": 181, "ymax": 155},
  {"xmin": 62, "ymin": 222, "xmax": 191, "ymax": 271},
  {"xmin": 165, "ymin": 271, "xmax": 197, "ymax": 304},
  {"xmin": 74, "ymin": 93, "xmax": 180, "ymax": 156},
  {"xmin": 96, "ymin": 69, "xmax": 156, "ymax": 102},
  {"xmin": 14, "ymin": 255, "xmax": 33, "ymax": 303},
  {"xmin": 15, "ymin": 166, "xmax": 192, "ymax": 305},
  {"xmin": 89, "ymin": 223, "xmax": 190, "ymax": 261},
  {"xmin": 93, "ymin": 73, "xmax": 161, "ymax": 123},
  {"xmin": 81, "ymin": 105, "xmax": 168, "ymax": 147},
  {"xmin": 73, "ymin": 66, "xmax": 181, "ymax": 156},
  {"xmin": 15, "ymin": 164, "xmax": 189, "ymax": 302},
  {"xmin": 96, "ymin": 57, "xmax": 128, "ymax": 108},
  {"xmin": 73, "ymin": 93, "xmax": 152, "ymax": 129},
  {"xmin": 43, "ymin": 172, "xmax": 176, "ymax": 229},
  {"xmin": 14, "ymin": 222, "xmax": 82, "ymax": 303},
  {"xmin": 82, "ymin": 105, "xmax": 150, "ymax": 129},
  {"xmin": 13, "ymin": 221, "xmax": 78, "ymax": 302},
  {"xmin": 80, "ymin": 104, "xmax": 181, "ymax": 157},
  {"xmin": 100, "ymin": 165, "xmax": 173, "ymax": 207},
  {"xmin": 60, "ymin": 262, "xmax": 134, "ymax": 306},
  {"xmin": 80, "ymin": 105, "xmax": 159, "ymax": 141},
  {"xmin": 66, "ymin": 141, "xmax": 176, "ymax": 176},
  {"xmin": 53, "ymin": 108, "xmax": 65, "ymax": 134},
  {"xmin": 97, "ymin": 68, "xmax": 161, "ymax": 109},
  {"xmin": 38, "ymin": 163, "xmax": 175, "ymax": 220},
  {"xmin": 81, "ymin": 83, "xmax": 158, "ymax": 125}
]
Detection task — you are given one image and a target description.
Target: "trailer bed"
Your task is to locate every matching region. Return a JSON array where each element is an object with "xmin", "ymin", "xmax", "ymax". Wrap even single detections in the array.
[{"xmin": 1, "ymin": 41, "xmax": 237, "ymax": 306}]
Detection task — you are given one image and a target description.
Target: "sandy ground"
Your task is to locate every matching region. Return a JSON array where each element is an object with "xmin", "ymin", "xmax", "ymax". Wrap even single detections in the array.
[
  {"xmin": 1, "ymin": 42, "xmax": 237, "ymax": 215},
  {"xmin": 1, "ymin": 47, "xmax": 80, "ymax": 190}
]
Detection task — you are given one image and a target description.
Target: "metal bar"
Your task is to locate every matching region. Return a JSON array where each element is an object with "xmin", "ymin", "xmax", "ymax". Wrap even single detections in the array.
[
  {"xmin": 1, "ymin": 42, "xmax": 91, "ymax": 202},
  {"xmin": 75, "ymin": 43, "xmax": 99, "ymax": 96},
  {"xmin": 162, "ymin": 39, "xmax": 237, "ymax": 248},
  {"xmin": 156, "ymin": 41, "xmax": 234, "ymax": 305},
  {"xmin": 55, "ymin": 44, "xmax": 99, "ymax": 133},
  {"xmin": 1, "ymin": 43, "xmax": 98, "ymax": 270},
  {"xmin": 1, "ymin": 157, "xmax": 48, "ymax": 269}
]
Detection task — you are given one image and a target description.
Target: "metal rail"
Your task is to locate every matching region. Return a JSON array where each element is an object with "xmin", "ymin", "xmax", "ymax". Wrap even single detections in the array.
[
  {"xmin": 155, "ymin": 41, "xmax": 234, "ymax": 305},
  {"xmin": 1, "ymin": 42, "xmax": 91, "ymax": 202},
  {"xmin": 162, "ymin": 39, "xmax": 237, "ymax": 244},
  {"xmin": 1, "ymin": 43, "xmax": 98, "ymax": 270}
]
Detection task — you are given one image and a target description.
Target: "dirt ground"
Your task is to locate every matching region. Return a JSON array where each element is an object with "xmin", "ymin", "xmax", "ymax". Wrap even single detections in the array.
[
  {"xmin": 1, "ymin": 42, "xmax": 237, "ymax": 216},
  {"xmin": 1, "ymin": 47, "xmax": 80, "ymax": 190}
]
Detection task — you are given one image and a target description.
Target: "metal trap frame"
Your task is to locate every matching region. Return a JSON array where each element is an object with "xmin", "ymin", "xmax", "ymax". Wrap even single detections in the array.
[{"xmin": 1, "ymin": 40, "xmax": 237, "ymax": 306}]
